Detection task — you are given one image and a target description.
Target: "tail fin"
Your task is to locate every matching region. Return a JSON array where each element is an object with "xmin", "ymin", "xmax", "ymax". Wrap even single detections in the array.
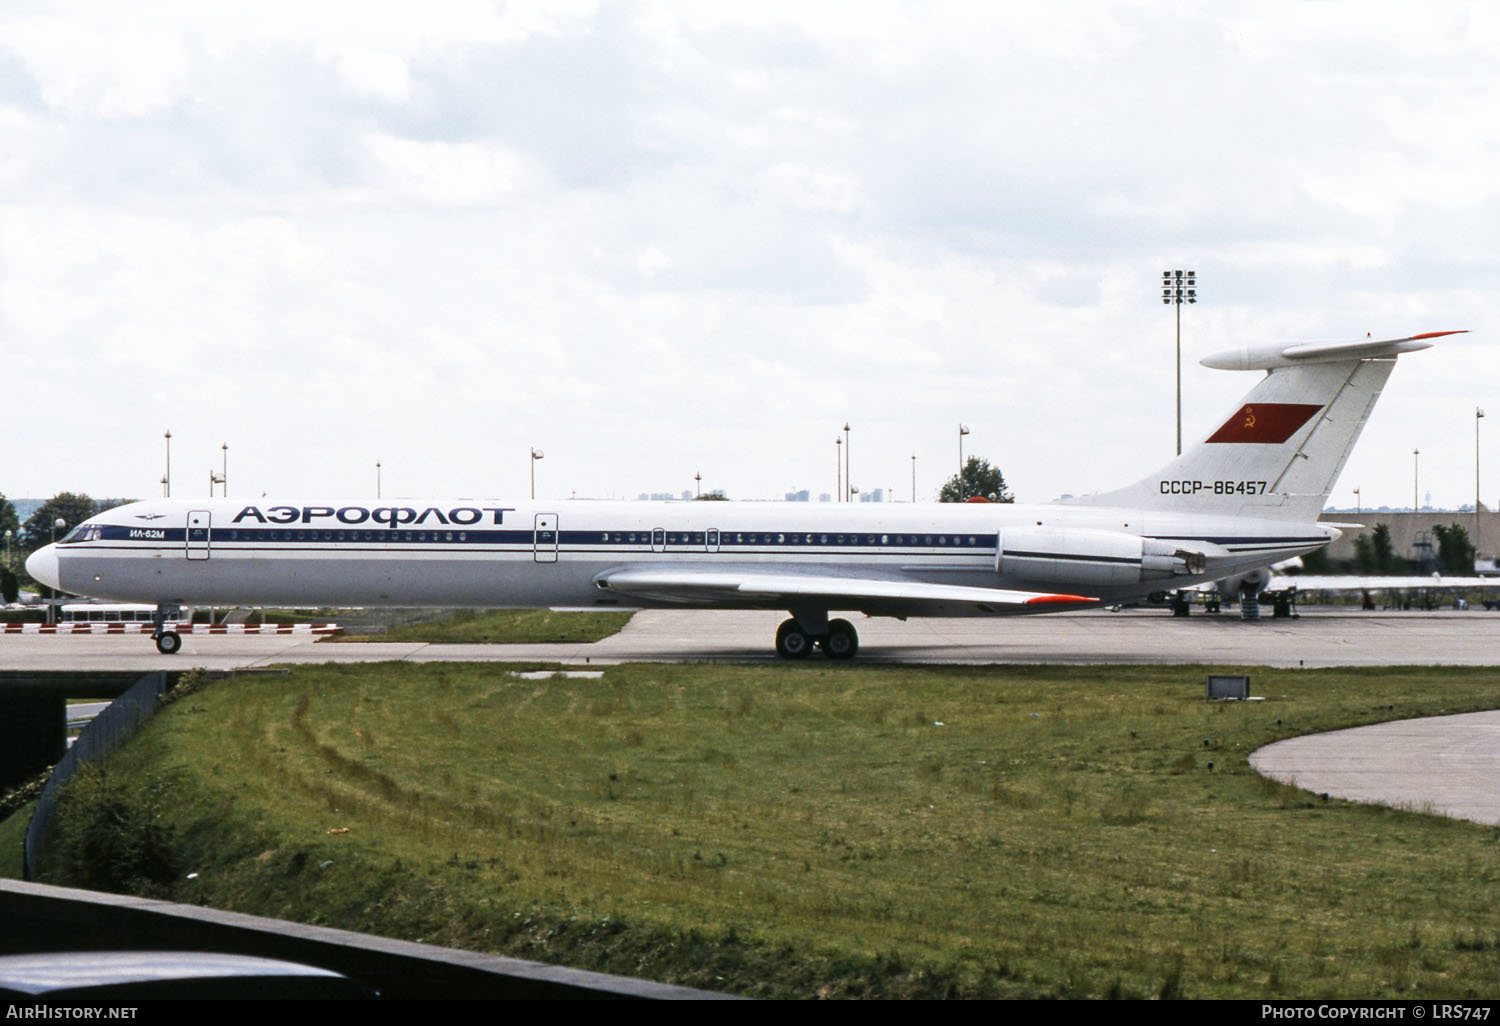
[{"xmin": 1081, "ymin": 332, "xmax": 1457, "ymax": 521}]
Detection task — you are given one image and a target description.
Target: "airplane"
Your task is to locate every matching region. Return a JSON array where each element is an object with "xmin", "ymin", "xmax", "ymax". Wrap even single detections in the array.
[
  {"xmin": 1260, "ymin": 570, "xmax": 1500, "ymax": 613},
  {"xmin": 26, "ymin": 331, "xmax": 1457, "ymax": 658}
]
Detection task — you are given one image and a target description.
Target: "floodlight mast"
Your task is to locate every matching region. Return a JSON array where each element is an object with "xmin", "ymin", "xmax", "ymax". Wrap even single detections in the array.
[{"xmin": 1162, "ymin": 269, "xmax": 1197, "ymax": 456}]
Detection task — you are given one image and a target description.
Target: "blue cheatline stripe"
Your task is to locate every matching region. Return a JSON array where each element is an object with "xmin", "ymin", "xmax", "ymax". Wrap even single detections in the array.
[
  {"xmin": 1004, "ymin": 550, "xmax": 1141, "ymax": 566},
  {"xmin": 86, "ymin": 525, "xmax": 1006, "ymax": 550}
]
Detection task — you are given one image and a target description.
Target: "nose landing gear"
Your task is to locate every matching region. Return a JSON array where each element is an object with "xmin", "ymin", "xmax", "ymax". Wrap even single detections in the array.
[{"xmin": 152, "ymin": 604, "xmax": 183, "ymax": 655}]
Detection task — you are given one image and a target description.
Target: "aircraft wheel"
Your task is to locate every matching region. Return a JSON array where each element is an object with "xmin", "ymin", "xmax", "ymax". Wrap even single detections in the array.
[
  {"xmin": 821, "ymin": 619, "xmax": 859, "ymax": 660},
  {"xmin": 775, "ymin": 619, "xmax": 813, "ymax": 659},
  {"xmin": 155, "ymin": 631, "xmax": 182, "ymax": 655}
]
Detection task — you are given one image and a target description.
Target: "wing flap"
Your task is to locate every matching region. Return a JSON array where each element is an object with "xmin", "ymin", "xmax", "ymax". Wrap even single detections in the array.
[{"xmin": 595, "ymin": 568, "xmax": 1098, "ymax": 616}]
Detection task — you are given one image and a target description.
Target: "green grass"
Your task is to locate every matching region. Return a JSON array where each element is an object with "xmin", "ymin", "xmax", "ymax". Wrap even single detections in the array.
[
  {"xmin": 27, "ymin": 663, "xmax": 1500, "ymax": 999},
  {"xmin": 323, "ymin": 608, "xmax": 634, "ymax": 644},
  {"xmin": 0, "ymin": 800, "xmax": 32, "ymax": 879}
]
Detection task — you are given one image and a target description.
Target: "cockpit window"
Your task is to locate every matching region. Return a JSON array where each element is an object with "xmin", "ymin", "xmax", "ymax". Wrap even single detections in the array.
[{"xmin": 59, "ymin": 524, "xmax": 101, "ymax": 544}]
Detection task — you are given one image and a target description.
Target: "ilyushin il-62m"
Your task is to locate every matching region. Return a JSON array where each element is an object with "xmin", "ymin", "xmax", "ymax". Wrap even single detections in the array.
[{"xmin": 28, "ymin": 332, "xmax": 1454, "ymax": 658}]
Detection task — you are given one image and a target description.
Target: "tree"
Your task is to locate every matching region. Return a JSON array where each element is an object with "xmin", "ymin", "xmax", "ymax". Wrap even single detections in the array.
[
  {"xmin": 0, "ymin": 492, "xmax": 18, "ymax": 543},
  {"xmin": 1369, "ymin": 523, "xmax": 1398, "ymax": 573},
  {"xmin": 1, "ymin": 493, "xmax": 18, "ymax": 592},
  {"xmin": 20, "ymin": 493, "xmax": 99, "ymax": 549},
  {"xmin": 939, "ymin": 457, "xmax": 1014, "ymax": 503},
  {"xmin": 1299, "ymin": 546, "xmax": 1332, "ymax": 574},
  {"xmin": 1432, "ymin": 523, "xmax": 1476, "ymax": 575}
]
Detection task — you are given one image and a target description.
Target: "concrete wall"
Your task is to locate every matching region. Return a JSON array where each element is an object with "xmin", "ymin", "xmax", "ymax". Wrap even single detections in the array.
[
  {"xmin": 1317, "ymin": 511, "xmax": 1500, "ymax": 570},
  {"xmin": 0, "ymin": 880, "xmax": 736, "ymax": 1000}
]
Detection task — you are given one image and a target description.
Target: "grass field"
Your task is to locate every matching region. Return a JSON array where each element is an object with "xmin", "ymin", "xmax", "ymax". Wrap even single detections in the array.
[
  {"xmin": 321, "ymin": 608, "xmax": 634, "ymax": 644},
  {"xmin": 29, "ymin": 662, "xmax": 1500, "ymax": 999}
]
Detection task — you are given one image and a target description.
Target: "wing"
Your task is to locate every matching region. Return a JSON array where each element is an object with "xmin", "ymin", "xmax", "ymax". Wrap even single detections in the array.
[{"xmin": 594, "ymin": 567, "xmax": 1098, "ymax": 617}]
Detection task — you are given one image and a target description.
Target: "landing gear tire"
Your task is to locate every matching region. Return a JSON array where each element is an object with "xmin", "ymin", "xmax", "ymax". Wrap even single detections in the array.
[
  {"xmin": 820, "ymin": 619, "xmax": 859, "ymax": 660},
  {"xmin": 154, "ymin": 631, "xmax": 182, "ymax": 655},
  {"xmin": 775, "ymin": 620, "xmax": 813, "ymax": 659}
]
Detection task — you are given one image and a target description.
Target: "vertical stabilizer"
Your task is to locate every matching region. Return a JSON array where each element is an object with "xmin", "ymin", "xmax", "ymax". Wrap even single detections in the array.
[{"xmin": 1079, "ymin": 333, "xmax": 1452, "ymax": 521}]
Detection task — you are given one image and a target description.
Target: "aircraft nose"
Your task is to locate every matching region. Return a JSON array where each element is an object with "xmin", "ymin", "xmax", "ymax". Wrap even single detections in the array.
[{"xmin": 26, "ymin": 544, "xmax": 61, "ymax": 591}]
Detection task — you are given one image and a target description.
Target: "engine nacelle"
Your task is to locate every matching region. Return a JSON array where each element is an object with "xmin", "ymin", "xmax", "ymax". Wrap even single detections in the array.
[{"xmin": 998, "ymin": 527, "xmax": 1206, "ymax": 588}]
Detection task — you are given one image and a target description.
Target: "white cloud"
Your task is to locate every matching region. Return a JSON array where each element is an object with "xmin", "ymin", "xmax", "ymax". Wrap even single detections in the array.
[
  {"xmin": 358, "ymin": 133, "xmax": 541, "ymax": 206},
  {"xmin": 4, "ymin": 19, "xmax": 191, "ymax": 118},
  {"xmin": 334, "ymin": 47, "xmax": 413, "ymax": 103},
  {"xmin": 0, "ymin": 2, "xmax": 1497, "ymax": 510}
]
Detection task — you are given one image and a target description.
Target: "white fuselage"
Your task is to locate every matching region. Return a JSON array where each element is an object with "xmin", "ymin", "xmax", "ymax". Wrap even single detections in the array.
[{"xmin": 34, "ymin": 497, "xmax": 1336, "ymax": 615}]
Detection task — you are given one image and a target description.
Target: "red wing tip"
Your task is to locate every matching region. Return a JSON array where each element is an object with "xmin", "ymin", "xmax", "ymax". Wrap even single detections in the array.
[
  {"xmin": 1026, "ymin": 594, "xmax": 1099, "ymax": 605},
  {"xmin": 1410, "ymin": 330, "xmax": 1467, "ymax": 340}
]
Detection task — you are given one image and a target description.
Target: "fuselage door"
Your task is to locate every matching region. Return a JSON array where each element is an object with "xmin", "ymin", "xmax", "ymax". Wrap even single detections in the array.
[
  {"xmin": 186, "ymin": 511, "xmax": 211, "ymax": 561},
  {"xmin": 534, "ymin": 514, "xmax": 559, "ymax": 563}
]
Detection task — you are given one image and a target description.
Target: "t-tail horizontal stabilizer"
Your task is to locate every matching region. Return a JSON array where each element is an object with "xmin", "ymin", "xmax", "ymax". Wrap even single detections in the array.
[{"xmin": 1082, "ymin": 331, "xmax": 1460, "ymax": 521}]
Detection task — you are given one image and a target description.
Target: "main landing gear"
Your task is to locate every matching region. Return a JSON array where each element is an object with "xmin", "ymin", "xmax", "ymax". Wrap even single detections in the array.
[
  {"xmin": 774, "ymin": 614, "xmax": 859, "ymax": 660},
  {"xmin": 152, "ymin": 604, "xmax": 183, "ymax": 655}
]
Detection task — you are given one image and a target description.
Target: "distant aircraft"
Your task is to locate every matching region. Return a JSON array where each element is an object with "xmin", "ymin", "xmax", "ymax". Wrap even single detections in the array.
[
  {"xmin": 1168, "ymin": 557, "xmax": 1500, "ymax": 619},
  {"xmin": 27, "ymin": 332, "xmax": 1456, "ymax": 658},
  {"xmin": 1260, "ymin": 570, "xmax": 1500, "ymax": 613}
]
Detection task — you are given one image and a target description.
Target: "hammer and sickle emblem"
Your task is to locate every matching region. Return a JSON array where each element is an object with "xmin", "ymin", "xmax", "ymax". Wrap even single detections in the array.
[{"xmin": 1242, "ymin": 406, "xmax": 1256, "ymax": 428}]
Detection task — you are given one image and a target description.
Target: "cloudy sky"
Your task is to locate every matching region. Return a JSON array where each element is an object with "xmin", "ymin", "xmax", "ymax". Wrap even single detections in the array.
[{"xmin": 2, "ymin": 1, "xmax": 1496, "ymax": 511}]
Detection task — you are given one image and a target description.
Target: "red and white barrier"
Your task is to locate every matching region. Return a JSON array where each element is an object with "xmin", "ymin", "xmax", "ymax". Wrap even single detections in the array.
[{"xmin": 1, "ymin": 622, "xmax": 341, "ymax": 636}]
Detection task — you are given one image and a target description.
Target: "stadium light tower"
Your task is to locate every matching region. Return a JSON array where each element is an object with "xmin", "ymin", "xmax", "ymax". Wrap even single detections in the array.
[
  {"xmin": 1477, "ymin": 408, "xmax": 1485, "ymax": 554},
  {"xmin": 957, "ymin": 424, "xmax": 970, "ymax": 500},
  {"xmin": 834, "ymin": 437, "xmax": 842, "ymax": 501},
  {"xmin": 843, "ymin": 422, "xmax": 851, "ymax": 503},
  {"xmin": 1162, "ymin": 269, "xmax": 1197, "ymax": 456}
]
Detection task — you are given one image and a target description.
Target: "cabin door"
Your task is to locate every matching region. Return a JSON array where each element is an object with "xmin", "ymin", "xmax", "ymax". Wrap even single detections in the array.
[
  {"xmin": 533, "ymin": 514, "xmax": 558, "ymax": 563},
  {"xmin": 186, "ymin": 511, "xmax": 211, "ymax": 560}
]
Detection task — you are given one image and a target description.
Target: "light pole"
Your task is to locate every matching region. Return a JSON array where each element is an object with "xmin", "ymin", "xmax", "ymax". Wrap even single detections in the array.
[
  {"xmin": 1477, "ymin": 408, "xmax": 1485, "ymax": 555},
  {"xmin": 1353, "ymin": 486, "xmax": 1361, "ymax": 515},
  {"xmin": 376, "ymin": 461, "xmax": 382, "ymax": 499},
  {"xmin": 530, "ymin": 448, "xmax": 545, "ymax": 500},
  {"xmin": 694, "ymin": 472, "xmax": 701, "ymax": 498},
  {"xmin": 47, "ymin": 518, "xmax": 65, "ymax": 623},
  {"xmin": 221, "ymin": 443, "xmax": 229, "ymax": 497},
  {"xmin": 1161, "ymin": 269, "xmax": 1197, "ymax": 456},
  {"xmin": 911, "ymin": 453, "xmax": 917, "ymax": 503},
  {"xmin": 164, "ymin": 429, "xmax": 172, "ymax": 498},
  {"xmin": 958, "ymin": 424, "xmax": 970, "ymax": 500},
  {"xmin": 1413, "ymin": 448, "xmax": 1421, "ymax": 512},
  {"xmin": 4, "ymin": 529, "xmax": 11, "ymax": 571},
  {"xmin": 835, "ymin": 437, "xmax": 842, "ymax": 502},
  {"xmin": 843, "ymin": 423, "xmax": 851, "ymax": 503}
]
